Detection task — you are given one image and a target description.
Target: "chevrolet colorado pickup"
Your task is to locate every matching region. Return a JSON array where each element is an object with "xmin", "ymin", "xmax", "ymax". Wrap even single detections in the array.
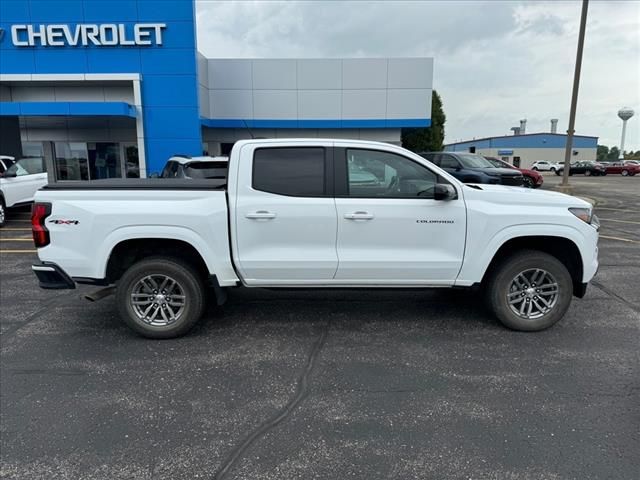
[{"xmin": 30, "ymin": 139, "xmax": 599, "ymax": 338}]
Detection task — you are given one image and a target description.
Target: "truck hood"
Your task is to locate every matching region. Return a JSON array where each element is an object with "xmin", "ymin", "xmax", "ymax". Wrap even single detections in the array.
[{"xmin": 463, "ymin": 183, "xmax": 591, "ymax": 208}]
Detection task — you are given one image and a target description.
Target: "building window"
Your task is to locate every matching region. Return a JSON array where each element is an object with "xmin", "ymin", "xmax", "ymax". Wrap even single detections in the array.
[
  {"xmin": 21, "ymin": 142, "xmax": 45, "ymax": 158},
  {"xmin": 54, "ymin": 142, "xmax": 89, "ymax": 181}
]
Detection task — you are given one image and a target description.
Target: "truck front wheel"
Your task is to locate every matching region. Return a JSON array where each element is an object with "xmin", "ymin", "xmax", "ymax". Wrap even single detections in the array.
[
  {"xmin": 116, "ymin": 257, "xmax": 206, "ymax": 339},
  {"xmin": 486, "ymin": 250, "xmax": 573, "ymax": 331}
]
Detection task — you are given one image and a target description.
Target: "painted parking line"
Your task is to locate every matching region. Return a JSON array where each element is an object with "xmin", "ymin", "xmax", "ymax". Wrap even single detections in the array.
[
  {"xmin": 599, "ymin": 235, "xmax": 640, "ymax": 244},
  {"xmin": 599, "ymin": 218, "xmax": 640, "ymax": 225},
  {"xmin": 0, "ymin": 228, "xmax": 32, "ymax": 231},
  {"xmin": 595, "ymin": 207, "xmax": 638, "ymax": 213},
  {"xmin": 0, "ymin": 238, "xmax": 32, "ymax": 242},
  {"xmin": 0, "ymin": 250, "xmax": 37, "ymax": 253}
]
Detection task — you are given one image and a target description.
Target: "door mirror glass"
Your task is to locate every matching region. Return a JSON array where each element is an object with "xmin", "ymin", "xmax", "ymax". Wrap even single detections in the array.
[{"xmin": 434, "ymin": 183, "xmax": 456, "ymax": 201}]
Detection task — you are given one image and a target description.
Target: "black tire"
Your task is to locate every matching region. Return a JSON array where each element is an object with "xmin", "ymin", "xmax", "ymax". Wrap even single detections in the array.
[
  {"xmin": 621, "ymin": 169, "xmax": 629, "ymax": 176},
  {"xmin": 555, "ymin": 170, "xmax": 562, "ymax": 176},
  {"xmin": 532, "ymin": 167, "xmax": 539, "ymax": 171},
  {"xmin": 585, "ymin": 170, "xmax": 591, "ymax": 176},
  {"xmin": 0, "ymin": 198, "xmax": 5, "ymax": 228},
  {"xmin": 116, "ymin": 257, "xmax": 206, "ymax": 339},
  {"xmin": 522, "ymin": 176, "xmax": 535, "ymax": 188},
  {"xmin": 485, "ymin": 250, "xmax": 573, "ymax": 331},
  {"xmin": 550, "ymin": 167, "xmax": 556, "ymax": 173}
]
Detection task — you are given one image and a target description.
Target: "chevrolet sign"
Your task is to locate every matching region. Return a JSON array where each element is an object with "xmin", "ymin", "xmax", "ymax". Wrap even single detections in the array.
[{"xmin": 10, "ymin": 23, "xmax": 166, "ymax": 47}]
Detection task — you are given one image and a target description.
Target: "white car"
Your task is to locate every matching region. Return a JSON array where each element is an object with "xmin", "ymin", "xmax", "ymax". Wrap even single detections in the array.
[
  {"xmin": 31, "ymin": 139, "xmax": 599, "ymax": 338},
  {"xmin": 0, "ymin": 155, "xmax": 16, "ymax": 175},
  {"xmin": 160, "ymin": 155, "xmax": 228, "ymax": 179},
  {"xmin": 531, "ymin": 161, "xmax": 562, "ymax": 172},
  {"xmin": 0, "ymin": 157, "xmax": 48, "ymax": 227}
]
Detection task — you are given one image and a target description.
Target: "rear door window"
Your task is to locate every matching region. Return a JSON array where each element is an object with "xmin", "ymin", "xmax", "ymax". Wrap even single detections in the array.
[{"xmin": 253, "ymin": 147, "xmax": 326, "ymax": 197}]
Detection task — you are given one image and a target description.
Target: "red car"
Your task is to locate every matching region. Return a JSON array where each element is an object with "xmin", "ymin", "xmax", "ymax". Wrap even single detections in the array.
[
  {"xmin": 484, "ymin": 157, "xmax": 544, "ymax": 188},
  {"xmin": 604, "ymin": 161, "xmax": 640, "ymax": 176}
]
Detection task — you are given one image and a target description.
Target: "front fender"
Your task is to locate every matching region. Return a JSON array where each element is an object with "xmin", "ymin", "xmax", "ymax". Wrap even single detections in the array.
[{"xmin": 454, "ymin": 223, "xmax": 590, "ymax": 286}]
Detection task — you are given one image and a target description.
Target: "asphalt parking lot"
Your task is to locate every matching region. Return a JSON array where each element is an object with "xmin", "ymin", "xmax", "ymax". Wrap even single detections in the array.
[{"xmin": 1, "ymin": 175, "xmax": 638, "ymax": 479}]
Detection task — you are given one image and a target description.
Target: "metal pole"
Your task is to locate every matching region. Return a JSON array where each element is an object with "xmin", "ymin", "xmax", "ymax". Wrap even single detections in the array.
[
  {"xmin": 619, "ymin": 120, "xmax": 627, "ymax": 159},
  {"xmin": 561, "ymin": 0, "xmax": 589, "ymax": 188}
]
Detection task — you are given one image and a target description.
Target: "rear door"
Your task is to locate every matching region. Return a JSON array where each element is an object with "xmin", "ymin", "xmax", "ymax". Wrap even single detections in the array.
[
  {"xmin": 233, "ymin": 143, "xmax": 338, "ymax": 285},
  {"xmin": 333, "ymin": 146, "xmax": 466, "ymax": 284}
]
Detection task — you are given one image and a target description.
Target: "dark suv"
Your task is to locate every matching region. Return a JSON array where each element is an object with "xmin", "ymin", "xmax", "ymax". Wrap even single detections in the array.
[{"xmin": 419, "ymin": 152, "xmax": 524, "ymax": 186}]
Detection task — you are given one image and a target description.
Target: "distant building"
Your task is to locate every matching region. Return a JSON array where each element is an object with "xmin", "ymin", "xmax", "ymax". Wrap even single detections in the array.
[{"xmin": 444, "ymin": 133, "xmax": 598, "ymax": 169}]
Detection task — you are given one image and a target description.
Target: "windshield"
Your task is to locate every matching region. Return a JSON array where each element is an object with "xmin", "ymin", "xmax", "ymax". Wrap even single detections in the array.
[
  {"xmin": 6, "ymin": 157, "xmax": 46, "ymax": 176},
  {"xmin": 457, "ymin": 154, "xmax": 493, "ymax": 168},
  {"xmin": 184, "ymin": 161, "xmax": 228, "ymax": 179}
]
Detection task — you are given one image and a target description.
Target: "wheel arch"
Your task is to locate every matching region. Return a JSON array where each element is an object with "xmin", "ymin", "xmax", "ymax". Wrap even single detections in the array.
[
  {"xmin": 105, "ymin": 237, "xmax": 210, "ymax": 284},
  {"xmin": 480, "ymin": 235, "xmax": 584, "ymax": 297}
]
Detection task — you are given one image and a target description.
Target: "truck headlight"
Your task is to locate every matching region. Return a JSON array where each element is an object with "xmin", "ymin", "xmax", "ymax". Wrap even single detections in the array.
[{"xmin": 569, "ymin": 207, "xmax": 598, "ymax": 230}]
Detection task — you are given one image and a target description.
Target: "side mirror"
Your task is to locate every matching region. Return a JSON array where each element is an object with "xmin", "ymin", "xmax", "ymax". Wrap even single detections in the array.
[{"xmin": 434, "ymin": 183, "xmax": 456, "ymax": 201}]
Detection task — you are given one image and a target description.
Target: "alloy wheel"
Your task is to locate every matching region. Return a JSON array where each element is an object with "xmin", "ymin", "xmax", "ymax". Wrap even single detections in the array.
[
  {"xmin": 507, "ymin": 268, "xmax": 559, "ymax": 320},
  {"xmin": 130, "ymin": 274, "xmax": 186, "ymax": 326}
]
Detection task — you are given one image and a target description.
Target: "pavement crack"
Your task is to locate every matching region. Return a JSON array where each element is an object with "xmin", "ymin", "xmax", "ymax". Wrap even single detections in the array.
[
  {"xmin": 591, "ymin": 280, "xmax": 640, "ymax": 314},
  {"xmin": 212, "ymin": 322, "xmax": 329, "ymax": 480}
]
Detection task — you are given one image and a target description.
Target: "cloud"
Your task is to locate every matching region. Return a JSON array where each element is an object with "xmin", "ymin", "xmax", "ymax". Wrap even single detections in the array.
[{"xmin": 196, "ymin": 0, "xmax": 640, "ymax": 150}]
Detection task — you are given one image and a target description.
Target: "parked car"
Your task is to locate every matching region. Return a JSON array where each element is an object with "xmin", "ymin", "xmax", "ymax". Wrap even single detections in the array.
[
  {"xmin": 604, "ymin": 161, "xmax": 640, "ymax": 176},
  {"xmin": 531, "ymin": 161, "xmax": 563, "ymax": 172},
  {"xmin": 160, "ymin": 155, "xmax": 228, "ymax": 180},
  {"xmin": 0, "ymin": 155, "xmax": 16, "ymax": 175},
  {"xmin": 484, "ymin": 156, "xmax": 543, "ymax": 188},
  {"xmin": 31, "ymin": 139, "xmax": 598, "ymax": 338},
  {"xmin": 0, "ymin": 157, "xmax": 48, "ymax": 227},
  {"xmin": 419, "ymin": 152, "xmax": 524, "ymax": 186},
  {"xmin": 555, "ymin": 161, "xmax": 606, "ymax": 176}
]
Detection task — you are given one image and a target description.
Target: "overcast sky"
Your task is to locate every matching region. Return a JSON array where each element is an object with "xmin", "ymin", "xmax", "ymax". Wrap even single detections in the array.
[{"xmin": 195, "ymin": 0, "xmax": 640, "ymax": 151}]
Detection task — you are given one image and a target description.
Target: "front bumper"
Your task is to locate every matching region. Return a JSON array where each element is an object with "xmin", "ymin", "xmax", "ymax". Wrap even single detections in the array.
[{"xmin": 32, "ymin": 262, "xmax": 76, "ymax": 290}]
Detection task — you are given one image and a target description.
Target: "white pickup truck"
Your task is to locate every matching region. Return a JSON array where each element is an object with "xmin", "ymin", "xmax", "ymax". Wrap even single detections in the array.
[{"xmin": 31, "ymin": 139, "xmax": 599, "ymax": 338}]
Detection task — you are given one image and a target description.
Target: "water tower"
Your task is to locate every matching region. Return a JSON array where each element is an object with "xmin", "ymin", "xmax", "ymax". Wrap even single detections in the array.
[{"xmin": 618, "ymin": 108, "xmax": 635, "ymax": 159}]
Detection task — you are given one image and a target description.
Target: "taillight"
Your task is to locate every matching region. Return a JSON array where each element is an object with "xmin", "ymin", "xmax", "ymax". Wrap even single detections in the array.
[{"xmin": 31, "ymin": 202, "xmax": 52, "ymax": 248}]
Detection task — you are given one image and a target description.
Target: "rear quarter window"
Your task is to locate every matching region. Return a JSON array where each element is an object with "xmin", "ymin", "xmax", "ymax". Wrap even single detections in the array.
[{"xmin": 252, "ymin": 147, "xmax": 326, "ymax": 197}]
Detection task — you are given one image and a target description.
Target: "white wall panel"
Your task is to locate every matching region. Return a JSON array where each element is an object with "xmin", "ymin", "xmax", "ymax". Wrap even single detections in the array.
[
  {"xmin": 208, "ymin": 59, "xmax": 252, "ymax": 89},
  {"xmin": 298, "ymin": 90, "xmax": 341, "ymax": 119},
  {"xmin": 297, "ymin": 59, "xmax": 341, "ymax": 89},
  {"xmin": 342, "ymin": 59, "xmax": 388, "ymax": 89},
  {"xmin": 253, "ymin": 90, "xmax": 297, "ymax": 119},
  {"xmin": 209, "ymin": 89, "xmax": 252, "ymax": 118},
  {"xmin": 342, "ymin": 90, "xmax": 386, "ymax": 119},
  {"xmin": 252, "ymin": 59, "xmax": 296, "ymax": 90},
  {"xmin": 387, "ymin": 58, "xmax": 434, "ymax": 89},
  {"xmin": 386, "ymin": 89, "xmax": 430, "ymax": 119},
  {"xmin": 54, "ymin": 86, "xmax": 105, "ymax": 101}
]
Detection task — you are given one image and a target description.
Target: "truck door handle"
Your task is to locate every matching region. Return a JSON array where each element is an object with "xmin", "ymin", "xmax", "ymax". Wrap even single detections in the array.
[
  {"xmin": 246, "ymin": 210, "xmax": 276, "ymax": 219},
  {"xmin": 344, "ymin": 211, "xmax": 374, "ymax": 220}
]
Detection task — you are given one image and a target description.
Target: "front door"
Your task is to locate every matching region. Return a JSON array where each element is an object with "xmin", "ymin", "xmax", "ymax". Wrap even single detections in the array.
[
  {"xmin": 333, "ymin": 147, "xmax": 467, "ymax": 285},
  {"xmin": 234, "ymin": 145, "xmax": 338, "ymax": 285},
  {"xmin": 2, "ymin": 158, "xmax": 48, "ymax": 206}
]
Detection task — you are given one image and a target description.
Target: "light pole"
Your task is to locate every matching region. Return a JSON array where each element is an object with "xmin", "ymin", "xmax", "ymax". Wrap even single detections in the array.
[
  {"xmin": 618, "ymin": 108, "xmax": 635, "ymax": 159},
  {"xmin": 558, "ymin": 0, "xmax": 589, "ymax": 194}
]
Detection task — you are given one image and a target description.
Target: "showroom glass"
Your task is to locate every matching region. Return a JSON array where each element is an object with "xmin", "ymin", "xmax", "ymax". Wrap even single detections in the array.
[
  {"xmin": 54, "ymin": 142, "xmax": 89, "ymax": 181},
  {"xmin": 346, "ymin": 149, "xmax": 438, "ymax": 198},
  {"xmin": 89, "ymin": 143, "xmax": 122, "ymax": 180},
  {"xmin": 124, "ymin": 144, "xmax": 140, "ymax": 178},
  {"xmin": 253, "ymin": 147, "xmax": 325, "ymax": 196}
]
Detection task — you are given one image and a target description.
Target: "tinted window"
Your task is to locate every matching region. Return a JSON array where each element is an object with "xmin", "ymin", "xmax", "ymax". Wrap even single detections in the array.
[
  {"xmin": 346, "ymin": 149, "xmax": 438, "ymax": 198},
  {"xmin": 457, "ymin": 154, "xmax": 493, "ymax": 168},
  {"xmin": 160, "ymin": 161, "xmax": 180, "ymax": 178},
  {"xmin": 253, "ymin": 147, "xmax": 325, "ymax": 196},
  {"xmin": 440, "ymin": 155, "xmax": 460, "ymax": 169}
]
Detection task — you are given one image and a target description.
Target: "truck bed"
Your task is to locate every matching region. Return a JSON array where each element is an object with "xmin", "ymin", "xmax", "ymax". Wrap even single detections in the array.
[{"xmin": 42, "ymin": 178, "xmax": 227, "ymax": 191}]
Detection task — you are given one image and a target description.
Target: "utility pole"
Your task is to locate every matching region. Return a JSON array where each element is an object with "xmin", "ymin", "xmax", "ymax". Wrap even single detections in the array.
[{"xmin": 557, "ymin": 0, "xmax": 589, "ymax": 194}]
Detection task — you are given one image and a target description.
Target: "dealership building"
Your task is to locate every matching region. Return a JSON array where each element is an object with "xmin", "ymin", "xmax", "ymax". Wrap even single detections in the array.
[
  {"xmin": 444, "ymin": 131, "xmax": 598, "ymax": 170},
  {"xmin": 0, "ymin": 0, "xmax": 433, "ymax": 180}
]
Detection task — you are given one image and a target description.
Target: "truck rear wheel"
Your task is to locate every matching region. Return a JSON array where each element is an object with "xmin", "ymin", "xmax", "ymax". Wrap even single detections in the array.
[
  {"xmin": 486, "ymin": 250, "xmax": 573, "ymax": 331},
  {"xmin": 116, "ymin": 257, "xmax": 206, "ymax": 339}
]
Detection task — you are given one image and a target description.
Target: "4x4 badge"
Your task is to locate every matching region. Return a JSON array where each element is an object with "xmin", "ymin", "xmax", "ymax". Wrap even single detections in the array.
[{"xmin": 49, "ymin": 219, "xmax": 79, "ymax": 225}]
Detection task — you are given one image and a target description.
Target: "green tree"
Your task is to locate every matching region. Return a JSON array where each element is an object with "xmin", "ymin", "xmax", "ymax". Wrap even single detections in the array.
[
  {"xmin": 607, "ymin": 146, "xmax": 620, "ymax": 161},
  {"xmin": 596, "ymin": 144, "xmax": 609, "ymax": 162},
  {"xmin": 401, "ymin": 90, "xmax": 446, "ymax": 152}
]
